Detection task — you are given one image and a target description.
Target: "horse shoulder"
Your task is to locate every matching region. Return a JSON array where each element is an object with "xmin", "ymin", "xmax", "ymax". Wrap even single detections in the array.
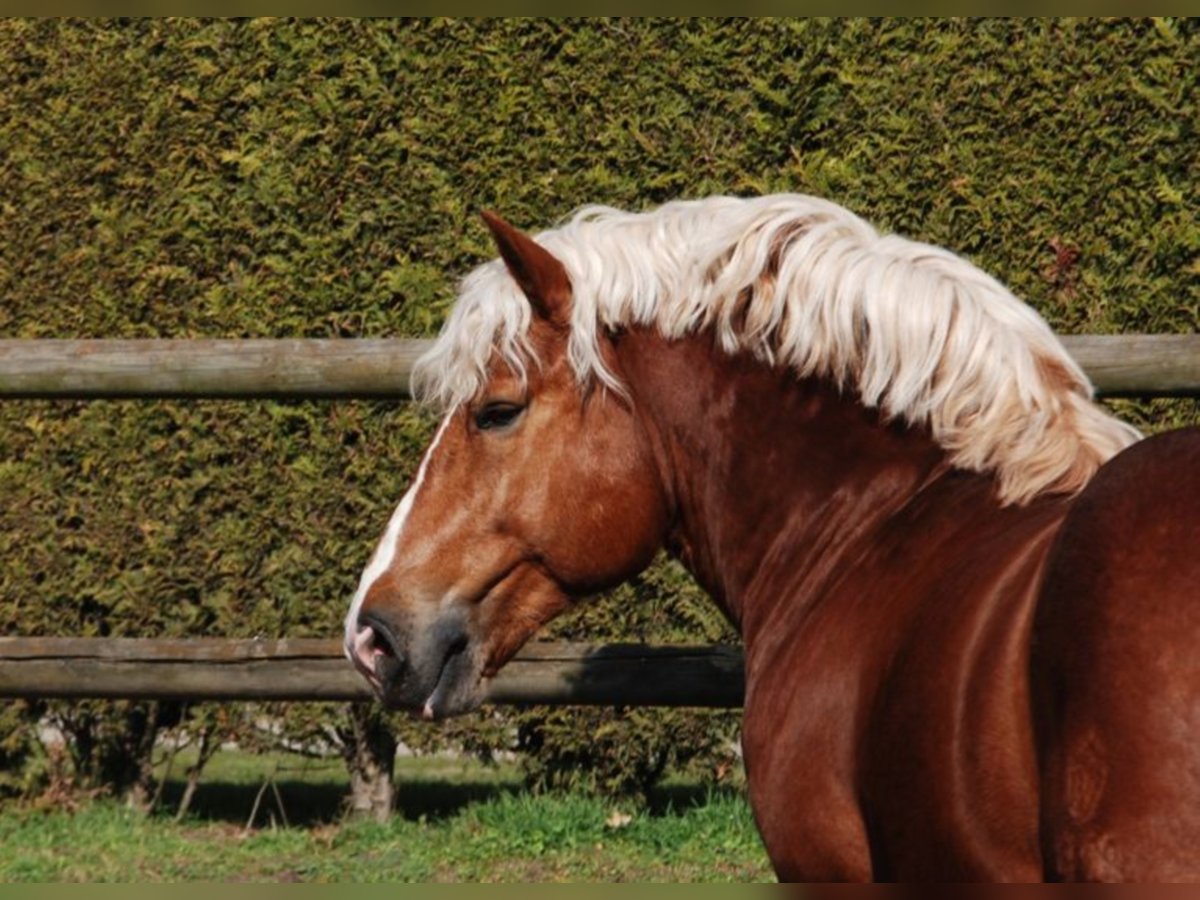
[
  {"xmin": 743, "ymin": 473, "xmax": 1067, "ymax": 881},
  {"xmin": 855, "ymin": 480, "xmax": 1066, "ymax": 881}
]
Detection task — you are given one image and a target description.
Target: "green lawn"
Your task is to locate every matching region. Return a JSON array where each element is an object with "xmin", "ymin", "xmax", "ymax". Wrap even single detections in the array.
[{"xmin": 0, "ymin": 753, "xmax": 773, "ymax": 882}]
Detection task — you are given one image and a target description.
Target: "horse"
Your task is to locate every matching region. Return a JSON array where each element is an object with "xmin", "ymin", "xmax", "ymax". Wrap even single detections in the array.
[{"xmin": 343, "ymin": 194, "xmax": 1200, "ymax": 882}]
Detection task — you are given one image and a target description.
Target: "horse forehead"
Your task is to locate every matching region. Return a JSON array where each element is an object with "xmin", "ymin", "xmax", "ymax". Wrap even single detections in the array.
[{"xmin": 477, "ymin": 365, "xmax": 524, "ymax": 399}]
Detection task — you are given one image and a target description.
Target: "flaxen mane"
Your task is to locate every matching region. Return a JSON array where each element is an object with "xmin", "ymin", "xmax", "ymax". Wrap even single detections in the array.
[{"xmin": 413, "ymin": 194, "xmax": 1140, "ymax": 505}]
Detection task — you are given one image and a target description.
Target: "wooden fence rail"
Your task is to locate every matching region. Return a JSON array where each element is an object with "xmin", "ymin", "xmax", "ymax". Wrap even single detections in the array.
[
  {"xmin": 0, "ymin": 638, "xmax": 746, "ymax": 708},
  {"xmin": 0, "ymin": 339, "xmax": 428, "ymax": 400},
  {"xmin": 0, "ymin": 334, "xmax": 1198, "ymax": 399}
]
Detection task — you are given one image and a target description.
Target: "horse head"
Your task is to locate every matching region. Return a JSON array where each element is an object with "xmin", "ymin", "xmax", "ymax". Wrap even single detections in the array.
[{"xmin": 344, "ymin": 213, "xmax": 668, "ymax": 719}]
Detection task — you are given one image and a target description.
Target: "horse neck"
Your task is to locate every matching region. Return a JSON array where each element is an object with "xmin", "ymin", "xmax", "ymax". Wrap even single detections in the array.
[{"xmin": 614, "ymin": 328, "xmax": 977, "ymax": 633}]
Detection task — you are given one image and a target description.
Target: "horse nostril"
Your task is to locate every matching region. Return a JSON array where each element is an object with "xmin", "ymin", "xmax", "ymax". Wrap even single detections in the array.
[
  {"xmin": 368, "ymin": 630, "xmax": 391, "ymax": 657},
  {"xmin": 358, "ymin": 610, "xmax": 407, "ymax": 688},
  {"xmin": 359, "ymin": 611, "xmax": 404, "ymax": 661}
]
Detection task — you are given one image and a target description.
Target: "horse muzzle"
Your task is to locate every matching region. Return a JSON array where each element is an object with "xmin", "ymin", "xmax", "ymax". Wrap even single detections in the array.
[{"xmin": 350, "ymin": 607, "xmax": 481, "ymax": 719}]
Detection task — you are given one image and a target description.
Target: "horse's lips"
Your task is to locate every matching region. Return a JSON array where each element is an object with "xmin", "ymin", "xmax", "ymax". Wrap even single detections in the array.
[
  {"xmin": 420, "ymin": 685, "xmax": 443, "ymax": 721},
  {"xmin": 420, "ymin": 641, "xmax": 472, "ymax": 720}
]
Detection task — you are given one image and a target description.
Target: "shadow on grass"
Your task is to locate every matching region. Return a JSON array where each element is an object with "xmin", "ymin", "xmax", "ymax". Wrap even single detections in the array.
[
  {"xmin": 647, "ymin": 782, "xmax": 740, "ymax": 817},
  {"xmin": 154, "ymin": 776, "xmax": 525, "ymax": 828},
  {"xmin": 155, "ymin": 778, "xmax": 348, "ymax": 827},
  {"xmin": 154, "ymin": 776, "xmax": 741, "ymax": 829}
]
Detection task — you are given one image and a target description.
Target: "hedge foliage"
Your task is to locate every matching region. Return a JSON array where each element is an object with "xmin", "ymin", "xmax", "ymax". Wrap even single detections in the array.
[{"xmin": 0, "ymin": 18, "xmax": 1196, "ymax": 799}]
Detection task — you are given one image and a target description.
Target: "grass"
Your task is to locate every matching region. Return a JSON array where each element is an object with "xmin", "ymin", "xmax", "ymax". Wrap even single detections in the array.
[{"xmin": 0, "ymin": 751, "xmax": 773, "ymax": 882}]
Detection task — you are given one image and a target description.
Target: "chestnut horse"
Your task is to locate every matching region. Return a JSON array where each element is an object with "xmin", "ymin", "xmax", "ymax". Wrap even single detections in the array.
[{"xmin": 344, "ymin": 195, "xmax": 1200, "ymax": 882}]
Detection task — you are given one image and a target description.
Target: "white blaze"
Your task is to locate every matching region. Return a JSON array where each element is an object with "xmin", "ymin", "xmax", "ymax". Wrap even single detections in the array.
[{"xmin": 343, "ymin": 414, "xmax": 453, "ymax": 657}]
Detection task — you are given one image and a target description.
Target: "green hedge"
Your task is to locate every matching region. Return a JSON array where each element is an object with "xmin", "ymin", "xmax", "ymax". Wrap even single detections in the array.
[{"xmin": 0, "ymin": 18, "xmax": 1195, "ymax": 801}]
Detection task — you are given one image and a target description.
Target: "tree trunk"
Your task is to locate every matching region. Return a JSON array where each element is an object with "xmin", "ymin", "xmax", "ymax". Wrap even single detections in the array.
[
  {"xmin": 343, "ymin": 705, "xmax": 395, "ymax": 823},
  {"xmin": 122, "ymin": 701, "xmax": 161, "ymax": 812}
]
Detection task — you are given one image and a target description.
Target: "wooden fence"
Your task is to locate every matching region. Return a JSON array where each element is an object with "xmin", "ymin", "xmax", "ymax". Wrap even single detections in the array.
[
  {"xmin": 0, "ymin": 334, "xmax": 1196, "ymax": 707},
  {"xmin": 0, "ymin": 334, "xmax": 1198, "ymax": 399},
  {"xmin": 0, "ymin": 638, "xmax": 745, "ymax": 707}
]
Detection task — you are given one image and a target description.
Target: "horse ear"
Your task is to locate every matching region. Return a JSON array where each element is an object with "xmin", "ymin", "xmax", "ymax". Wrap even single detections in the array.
[{"xmin": 481, "ymin": 210, "xmax": 571, "ymax": 326}]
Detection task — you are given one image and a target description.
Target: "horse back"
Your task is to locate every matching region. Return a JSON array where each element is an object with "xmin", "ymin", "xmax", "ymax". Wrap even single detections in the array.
[{"xmin": 1033, "ymin": 426, "xmax": 1200, "ymax": 881}]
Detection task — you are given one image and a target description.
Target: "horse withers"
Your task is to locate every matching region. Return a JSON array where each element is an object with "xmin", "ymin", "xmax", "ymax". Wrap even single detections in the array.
[{"xmin": 343, "ymin": 194, "xmax": 1200, "ymax": 882}]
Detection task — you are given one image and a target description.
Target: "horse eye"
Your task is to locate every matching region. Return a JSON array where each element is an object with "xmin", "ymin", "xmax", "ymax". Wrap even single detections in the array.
[{"xmin": 473, "ymin": 402, "xmax": 525, "ymax": 432}]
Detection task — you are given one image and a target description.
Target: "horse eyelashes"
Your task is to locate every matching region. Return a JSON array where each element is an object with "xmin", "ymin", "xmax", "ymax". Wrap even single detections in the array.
[{"xmin": 474, "ymin": 402, "xmax": 525, "ymax": 431}]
